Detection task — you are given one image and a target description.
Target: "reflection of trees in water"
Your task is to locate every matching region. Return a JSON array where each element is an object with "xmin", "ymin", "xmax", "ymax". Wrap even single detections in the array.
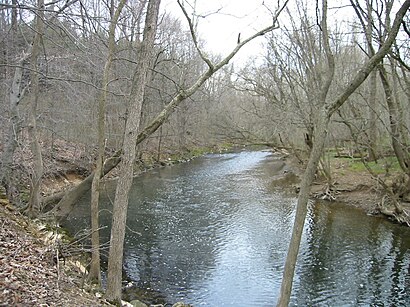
[
  {"xmin": 295, "ymin": 202, "xmax": 332, "ymax": 304},
  {"xmin": 385, "ymin": 227, "xmax": 410, "ymax": 305},
  {"xmin": 296, "ymin": 201, "xmax": 410, "ymax": 306}
]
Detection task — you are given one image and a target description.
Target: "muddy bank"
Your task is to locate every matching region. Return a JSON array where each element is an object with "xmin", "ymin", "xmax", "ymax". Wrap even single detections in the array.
[{"xmin": 278, "ymin": 152, "xmax": 410, "ymax": 224}]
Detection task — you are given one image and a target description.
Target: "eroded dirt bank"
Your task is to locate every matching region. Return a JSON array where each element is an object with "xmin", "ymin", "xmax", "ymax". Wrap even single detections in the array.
[{"xmin": 281, "ymin": 152, "xmax": 410, "ymax": 224}]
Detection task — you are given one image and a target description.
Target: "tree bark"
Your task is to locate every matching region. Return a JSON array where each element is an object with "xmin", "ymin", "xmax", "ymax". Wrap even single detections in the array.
[
  {"xmin": 351, "ymin": 0, "xmax": 380, "ymax": 162},
  {"xmin": 11, "ymin": 0, "xmax": 18, "ymax": 32},
  {"xmin": 0, "ymin": 52, "xmax": 29, "ymax": 202},
  {"xmin": 105, "ymin": 0, "xmax": 161, "ymax": 302},
  {"xmin": 378, "ymin": 63, "xmax": 410, "ymax": 175},
  {"xmin": 26, "ymin": 0, "xmax": 45, "ymax": 216},
  {"xmin": 367, "ymin": 69, "xmax": 379, "ymax": 161},
  {"xmin": 277, "ymin": 1, "xmax": 410, "ymax": 305},
  {"xmin": 277, "ymin": 112, "xmax": 329, "ymax": 306}
]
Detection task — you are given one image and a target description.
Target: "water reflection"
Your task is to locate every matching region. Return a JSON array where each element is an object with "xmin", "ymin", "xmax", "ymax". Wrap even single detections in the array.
[
  {"xmin": 298, "ymin": 201, "xmax": 410, "ymax": 306},
  {"xmin": 63, "ymin": 151, "xmax": 410, "ymax": 306}
]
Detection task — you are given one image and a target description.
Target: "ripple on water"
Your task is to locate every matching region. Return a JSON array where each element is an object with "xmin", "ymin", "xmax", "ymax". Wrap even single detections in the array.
[{"xmin": 63, "ymin": 151, "xmax": 410, "ymax": 306}]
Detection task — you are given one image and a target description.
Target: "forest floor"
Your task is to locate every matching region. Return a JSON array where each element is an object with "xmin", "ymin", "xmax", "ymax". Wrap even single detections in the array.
[{"xmin": 0, "ymin": 197, "xmax": 114, "ymax": 306}]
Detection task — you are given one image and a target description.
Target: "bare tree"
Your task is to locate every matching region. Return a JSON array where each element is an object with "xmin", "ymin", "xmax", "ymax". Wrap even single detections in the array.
[
  {"xmin": 277, "ymin": 1, "xmax": 410, "ymax": 305},
  {"xmin": 25, "ymin": 0, "xmax": 45, "ymax": 216},
  {"xmin": 364, "ymin": 0, "xmax": 379, "ymax": 161},
  {"xmin": 105, "ymin": 0, "xmax": 161, "ymax": 302},
  {"xmin": 89, "ymin": 0, "xmax": 128, "ymax": 286},
  {"xmin": 0, "ymin": 52, "xmax": 29, "ymax": 203},
  {"xmin": 351, "ymin": 0, "xmax": 410, "ymax": 216},
  {"xmin": 48, "ymin": 0, "xmax": 290, "ymax": 219},
  {"xmin": 0, "ymin": 0, "xmax": 88, "ymax": 208}
]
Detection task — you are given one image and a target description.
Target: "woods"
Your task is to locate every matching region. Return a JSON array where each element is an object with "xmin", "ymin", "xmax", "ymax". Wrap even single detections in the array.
[{"xmin": 1, "ymin": 0, "xmax": 409, "ymax": 305}]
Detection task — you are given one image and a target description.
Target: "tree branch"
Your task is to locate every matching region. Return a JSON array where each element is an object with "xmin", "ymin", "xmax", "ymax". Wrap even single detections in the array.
[{"xmin": 326, "ymin": 0, "xmax": 410, "ymax": 116}]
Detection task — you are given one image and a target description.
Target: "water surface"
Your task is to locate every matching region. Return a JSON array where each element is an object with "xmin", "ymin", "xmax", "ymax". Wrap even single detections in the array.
[{"xmin": 64, "ymin": 151, "xmax": 410, "ymax": 306}]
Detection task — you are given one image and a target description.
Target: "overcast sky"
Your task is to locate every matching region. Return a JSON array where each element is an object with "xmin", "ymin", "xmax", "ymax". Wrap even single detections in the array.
[
  {"xmin": 162, "ymin": 0, "xmax": 280, "ymax": 64},
  {"xmin": 161, "ymin": 0, "xmax": 357, "ymax": 66}
]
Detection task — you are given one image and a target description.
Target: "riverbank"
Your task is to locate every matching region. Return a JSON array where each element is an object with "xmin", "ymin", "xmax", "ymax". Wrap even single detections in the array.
[
  {"xmin": 40, "ymin": 142, "xmax": 233, "ymax": 199},
  {"xmin": 282, "ymin": 151, "xmax": 410, "ymax": 224}
]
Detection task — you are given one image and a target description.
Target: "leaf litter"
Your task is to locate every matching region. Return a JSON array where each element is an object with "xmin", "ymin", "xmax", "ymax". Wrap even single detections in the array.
[{"xmin": 0, "ymin": 202, "xmax": 111, "ymax": 306}]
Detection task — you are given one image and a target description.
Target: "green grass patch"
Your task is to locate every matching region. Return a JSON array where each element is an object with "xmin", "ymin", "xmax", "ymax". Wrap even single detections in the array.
[
  {"xmin": 188, "ymin": 146, "xmax": 210, "ymax": 158},
  {"xmin": 347, "ymin": 156, "xmax": 401, "ymax": 174}
]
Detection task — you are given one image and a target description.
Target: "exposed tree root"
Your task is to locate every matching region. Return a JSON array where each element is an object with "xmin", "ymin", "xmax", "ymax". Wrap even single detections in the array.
[
  {"xmin": 314, "ymin": 183, "xmax": 340, "ymax": 201},
  {"xmin": 379, "ymin": 194, "xmax": 410, "ymax": 226}
]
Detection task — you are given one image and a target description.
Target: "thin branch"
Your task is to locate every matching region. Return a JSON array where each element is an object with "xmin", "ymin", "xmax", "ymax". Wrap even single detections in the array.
[
  {"xmin": 177, "ymin": 0, "xmax": 214, "ymax": 70},
  {"xmin": 0, "ymin": 63, "xmax": 126, "ymax": 97},
  {"xmin": 214, "ymin": 0, "xmax": 290, "ymax": 71}
]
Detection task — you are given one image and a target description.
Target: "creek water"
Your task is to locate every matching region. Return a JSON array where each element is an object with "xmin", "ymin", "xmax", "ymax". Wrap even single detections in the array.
[{"xmin": 63, "ymin": 151, "xmax": 410, "ymax": 306}]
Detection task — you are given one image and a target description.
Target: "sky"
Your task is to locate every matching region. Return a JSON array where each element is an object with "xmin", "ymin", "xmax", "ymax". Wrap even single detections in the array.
[
  {"xmin": 161, "ymin": 0, "xmax": 357, "ymax": 66},
  {"xmin": 161, "ymin": 0, "xmax": 281, "ymax": 64}
]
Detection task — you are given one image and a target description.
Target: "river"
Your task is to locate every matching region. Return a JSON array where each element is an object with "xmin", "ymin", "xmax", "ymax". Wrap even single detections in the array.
[{"xmin": 63, "ymin": 150, "xmax": 410, "ymax": 306}]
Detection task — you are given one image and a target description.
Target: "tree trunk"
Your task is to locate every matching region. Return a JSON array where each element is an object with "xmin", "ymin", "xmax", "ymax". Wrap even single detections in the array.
[
  {"xmin": 0, "ymin": 52, "xmax": 29, "ymax": 202},
  {"xmin": 277, "ymin": 113, "xmax": 329, "ymax": 306},
  {"xmin": 365, "ymin": 0, "xmax": 379, "ymax": 162},
  {"xmin": 156, "ymin": 126, "xmax": 163, "ymax": 161},
  {"xmin": 105, "ymin": 0, "xmax": 161, "ymax": 302},
  {"xmin": 11, "ymin": 0, "xmax": 18, "ymax": 32},
  {"xmin": 89, "ymin": 0, "xmax": 127, "ymax": 286},
  {"xmin": 26, "ymin": 0, "xmax": 45, "ymax": 217},
  {"xmin": 367, "ymin": 69, "xmax": 379, "ymax": 161},
  {"xmin": 277, "ymin": 0, "xmax": 335, "ymax": 303}
]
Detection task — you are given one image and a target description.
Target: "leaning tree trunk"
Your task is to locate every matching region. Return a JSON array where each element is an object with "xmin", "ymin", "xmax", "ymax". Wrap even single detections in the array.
[
  {"xmin": 277, "ymin": 113, "xmax": 329, "ymax": 306},
  {"xmin": 277, "ymin": 1, "xmax": 410, "ymax": 305},
  {"xmin": 105, "ymin": 0, "xmax": 161, "ymax": 302},
  {"xmin": 277, "ymin": 0, "xmax": 335, "ymax": 304}
]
